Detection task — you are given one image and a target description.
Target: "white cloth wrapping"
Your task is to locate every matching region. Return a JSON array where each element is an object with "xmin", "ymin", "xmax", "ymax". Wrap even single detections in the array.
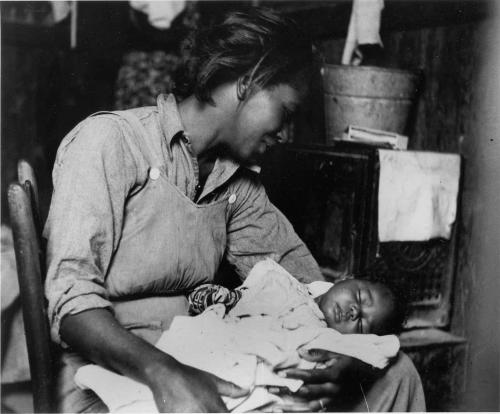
[
  {"xmin": 378, "ymin": 149, "xmax": 461, "ymax": 242},
  {"xmin": 50, "ymin": 1, "xmax": 72, "ymax": 23},
  {"xmin": 130, "ymin": 1, "xmax": 186, "ymax": 29},
  {"xmin": 74, "ymin": 260, "xmax": 400, "ymax": 412},
  {"xmin": 341, "ymin": 0, "xmax": 385, "ymax": 65}
]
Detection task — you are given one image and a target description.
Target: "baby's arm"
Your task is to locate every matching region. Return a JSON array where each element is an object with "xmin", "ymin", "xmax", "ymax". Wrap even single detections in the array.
[{"xmin": 298, "ymin": 348, "xmax": 386, "ymax": 382}]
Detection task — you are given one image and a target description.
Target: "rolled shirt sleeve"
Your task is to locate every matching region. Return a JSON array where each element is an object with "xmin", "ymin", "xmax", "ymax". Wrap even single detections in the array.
[
  {"xmin": 226, "ymin": 171, "xmax": 324, "ymax": 284},
  {"xmin": 44, "ymin": 116, "xmax": 138, "ymax": 344}
]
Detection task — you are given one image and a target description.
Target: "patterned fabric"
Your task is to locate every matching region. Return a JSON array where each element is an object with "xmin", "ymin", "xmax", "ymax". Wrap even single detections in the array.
[
  {"xmin": 188, "ymin": 283, "xmax": 243, "ymax": 315},
  {"xmin": 114, "ymin": 2, "xmax": 200, "ymax": 110}
]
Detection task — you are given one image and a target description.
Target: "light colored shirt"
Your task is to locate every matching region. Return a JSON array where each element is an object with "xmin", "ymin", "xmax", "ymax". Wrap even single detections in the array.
[{"xmin": 44, "ymin": 94, "xmax": 323, "ymax": 344}]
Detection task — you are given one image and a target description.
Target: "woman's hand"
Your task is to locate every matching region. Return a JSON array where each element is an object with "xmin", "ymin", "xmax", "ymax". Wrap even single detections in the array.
[
  {"xmin": 269, "ymin": 354, "xmax": 359, "ymax": 412},
  {"xmin": 268, "ymin": 368, "xmax": 340, "ymax": 412},
  {"xmin": 148, "ymin": 358, "xmax": 248, "ymax": 412},
  {"xmin": 60, "ymin": 309, "xmax": 248, "ymax": 413}
]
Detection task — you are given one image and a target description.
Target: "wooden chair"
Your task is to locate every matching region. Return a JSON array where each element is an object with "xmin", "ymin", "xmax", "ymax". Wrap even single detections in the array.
[{"xmin": 8, "ymin": 159, "xmax": 55, "ymax": 412}]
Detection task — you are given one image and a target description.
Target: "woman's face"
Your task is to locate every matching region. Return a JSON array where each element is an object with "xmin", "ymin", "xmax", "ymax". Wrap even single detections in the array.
[
  {"xmin": 227, "ymin": 83, "xmax": 302, "ymax": 165},
  {"xmin": 318, "ymin": 279, "xmax": 395, "ymax": 335}
]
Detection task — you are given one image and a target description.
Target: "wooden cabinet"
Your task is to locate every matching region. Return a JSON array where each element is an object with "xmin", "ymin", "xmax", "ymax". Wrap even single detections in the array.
[
  {"xmin": 262, "ymin": 142, "xmax": 466, "ymax": 410},
  {"xmin": 264, "ymin": 142, "xmax": 460, "ymax": 329}
]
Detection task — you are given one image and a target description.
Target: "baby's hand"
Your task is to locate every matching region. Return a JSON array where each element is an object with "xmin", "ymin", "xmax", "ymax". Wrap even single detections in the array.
[{"xmin": 298, "ymin": 348, "xmax": 343, "ymax": 367}]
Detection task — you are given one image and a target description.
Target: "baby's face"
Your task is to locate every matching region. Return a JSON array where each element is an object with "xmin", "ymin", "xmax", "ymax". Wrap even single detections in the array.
[{"xmin": 318, "ymin": 279, "xmax": 394, "ymax": 335}]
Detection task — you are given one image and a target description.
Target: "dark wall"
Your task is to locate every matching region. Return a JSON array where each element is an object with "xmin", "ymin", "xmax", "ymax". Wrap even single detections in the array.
[
  {"xmin": 1, "ymin": 2, "xmax": 129, "ymax": 223},
  {"xmin": 1, "ymin": 1, "xmax": 246, "ymax": 223},
  {"xmin": 317, "ymin": 15, "xmax": 499, "ymax": 411},
  {"xmin": 455, "ymin": 10, "xmax": 500, "ymax": 410}
]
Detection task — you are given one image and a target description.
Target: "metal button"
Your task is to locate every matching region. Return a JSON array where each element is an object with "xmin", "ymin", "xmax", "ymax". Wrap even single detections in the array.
[
  {"xmin": 228, "ymin": 194, "xmax": 237, "ymax": 204},
  {"xmin": 149, "ymin": 167, "xmax": 160, "ymax": 180}
]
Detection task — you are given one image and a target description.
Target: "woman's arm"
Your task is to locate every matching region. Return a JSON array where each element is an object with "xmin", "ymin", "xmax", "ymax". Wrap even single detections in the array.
[
  {"xmin": 61, "ymin": 309, "xmax": 246, "ymax": 412},
  {"xmin": 225, "ymin": 171, "xmax": 324, "ymax": 284},
  {"xmin": 46, "ymin": 118, "xmax": 246, "ymax": 411}
]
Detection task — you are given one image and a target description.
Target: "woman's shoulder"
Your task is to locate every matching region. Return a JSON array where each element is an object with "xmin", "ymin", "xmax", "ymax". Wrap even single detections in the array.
[
  {"xmin": 227, "ymin": 167, "xmax": 263, "ymax": 195},
  {"xmin": 56, "ymin": 107, "xmax": 159, "ymax": 163}
]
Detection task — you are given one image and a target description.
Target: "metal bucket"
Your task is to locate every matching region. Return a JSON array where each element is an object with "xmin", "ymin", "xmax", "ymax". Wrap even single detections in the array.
[{"xmin": 322, "ymin": 64, "xmax": 419, "ymax": 140}]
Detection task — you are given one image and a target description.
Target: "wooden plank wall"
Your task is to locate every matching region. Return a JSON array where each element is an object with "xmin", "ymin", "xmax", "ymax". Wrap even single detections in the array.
[
  {"xmin": 314, "ymin": 19, "xmax": 495, "ymax": 410},
  {"xmin": 316, "ymin": 20, "xmax": 490, "ymax": 334},
  {"xmin": 317, "ymin": 22, "xmax": 484, "ymax": 153}
]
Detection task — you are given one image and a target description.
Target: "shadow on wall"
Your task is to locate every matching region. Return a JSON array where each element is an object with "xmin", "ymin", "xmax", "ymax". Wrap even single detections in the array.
[{"xmin": 459, "ymin": 2, "xmax": 500, "ymax": 410}]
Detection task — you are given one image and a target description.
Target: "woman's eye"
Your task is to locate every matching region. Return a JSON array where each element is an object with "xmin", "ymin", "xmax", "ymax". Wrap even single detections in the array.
[
  {"xmin": 282, "ymin": 106, "xmax": 294, "ymax": 123},
  {"xmin": 271, "ymin": 131, "xmax": 283, "ymax": 143}
]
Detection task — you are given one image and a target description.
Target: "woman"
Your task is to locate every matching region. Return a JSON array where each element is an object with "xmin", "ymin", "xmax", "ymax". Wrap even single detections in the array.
[{"xmin": 44, "ymin": 8, "xmax": 425, "ymax": 412}]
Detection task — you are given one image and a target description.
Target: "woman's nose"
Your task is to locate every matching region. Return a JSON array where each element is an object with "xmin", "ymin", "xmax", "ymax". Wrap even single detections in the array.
[{"xmin": 279, "ymin": 128, "xmax": 290, "ymax": 144}]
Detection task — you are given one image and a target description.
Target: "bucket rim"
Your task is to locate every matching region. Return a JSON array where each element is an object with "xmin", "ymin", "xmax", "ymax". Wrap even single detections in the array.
[{"xmin": 321, "ymin": 64, "xmax": 418, "ymax": 77}]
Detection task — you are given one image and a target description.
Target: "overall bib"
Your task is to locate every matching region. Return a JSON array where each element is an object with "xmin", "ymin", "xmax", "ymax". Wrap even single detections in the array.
[{"xmin": 56, "ymin": 108, "xmax": 233, "ymax": 412}]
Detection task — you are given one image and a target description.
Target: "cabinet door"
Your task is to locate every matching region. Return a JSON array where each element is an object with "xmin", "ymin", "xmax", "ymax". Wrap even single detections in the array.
[{"xmin": 267, "ymin": 146, "xmax": 377, "ymax": 277}]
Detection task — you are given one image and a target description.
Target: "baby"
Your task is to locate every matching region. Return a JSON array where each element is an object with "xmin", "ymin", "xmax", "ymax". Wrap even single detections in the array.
[
  {"xmin": 75, "ymin": 260, "xmax": 403, "ymax": 412},
  {"xmin": 186, "ymin": 259, "xmax": 404, "ymax": 374},
  {"xmin": 188, "ymin": 262, "xmax": 405, "ymax": 337}
]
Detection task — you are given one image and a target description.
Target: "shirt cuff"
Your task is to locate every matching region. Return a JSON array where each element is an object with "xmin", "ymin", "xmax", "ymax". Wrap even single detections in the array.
[{"xmin": 51, "ymin": 293, "xmax": 113, "ymax": 346}]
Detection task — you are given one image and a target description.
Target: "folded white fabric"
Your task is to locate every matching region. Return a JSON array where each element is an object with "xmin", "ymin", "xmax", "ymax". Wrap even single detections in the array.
[
  {"xmin": 307, "ymin": 280, "xmax": 335, "ymax": 298},
  {"xmin": 229, "ymin": 259, "xmax": 326, "ymax": 330},
  {"xmin": 342, "ymin": 0, "xmax": 385, "ymax": 65},
  {"xmin": 378, "ymin": 149, "xmax": 461, "ymax": 242},
  {"xmin": 130, "ymin": 1, "xmax": 186, "ymax": 30},
  {"xmin": 74, "ymin": 365, "xmax": 155, "ymax": 413},
  {"xmin": 74, "ymin": 260, "xmax": 400, "ymax": 412},
  {"xmin": 300, "ymin": 330, "xmax": 400, "ymax": 370}
]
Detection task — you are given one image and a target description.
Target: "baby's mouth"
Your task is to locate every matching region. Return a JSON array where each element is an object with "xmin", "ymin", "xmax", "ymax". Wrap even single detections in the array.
[
  {"xmin": 334, "ymin": 304, "xmax": 343, "ymax": 323},
  {"xmin": 334, "ymin": 304, "xmax": 350, "ymax": 323}
]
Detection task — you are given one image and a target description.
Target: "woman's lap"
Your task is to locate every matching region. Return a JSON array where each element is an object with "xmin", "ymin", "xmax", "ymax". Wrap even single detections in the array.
[
  {"xmin": 57, "ymin": 351, "xmax": 424, "ymax": 413},
  {"xmin": 337, "ymin": 351, "xmax": 426, "ymax": 412},
  {"xmin": 56, "ymin": 351, "xmax": 108, "ymax": 413},
  {"xmin": 56, "ymin": 296, "xmax": 190, "ymax": 412},
  {"xmin": 55, "ymin": 296, "xmax": 424, "ymax": 413}
]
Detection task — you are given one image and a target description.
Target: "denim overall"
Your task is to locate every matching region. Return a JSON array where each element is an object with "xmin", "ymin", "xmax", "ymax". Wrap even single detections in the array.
[{"xmin": 56, "ymin": 107, "xmax": 233, "ymax": 413}]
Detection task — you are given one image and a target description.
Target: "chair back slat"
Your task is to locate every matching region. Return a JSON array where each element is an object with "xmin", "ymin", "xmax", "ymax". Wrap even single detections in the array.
[
  {"xmin": 17, "ymin": 159, "xmax": 39, "ymax": 213},
  {"xmin": 8, "ymin": 180, "xmax": 54, "ymax": 412},
  {"xmin": 22, "ymin": 180, "xmax": 46, "ymax": 276}
]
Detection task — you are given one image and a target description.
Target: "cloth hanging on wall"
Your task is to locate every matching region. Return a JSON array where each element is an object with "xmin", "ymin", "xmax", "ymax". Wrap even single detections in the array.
[
  {"xmin": 49, "ymin": 1, "xmax": 77, "ymax": 48},
  {"xmin": 341, "ymin": 0, "xmax": 385, "ymax": 65},
  {"xmin": 130, "ymin": 1, "xmax": 187, "ymax": 30},
  {"xmin": 50, "ymin": 1, "xmax": 71, "ymax": 23},
  {"xmin": 378, "ymin": 150, "xmax": 461, "ymax": 242}
]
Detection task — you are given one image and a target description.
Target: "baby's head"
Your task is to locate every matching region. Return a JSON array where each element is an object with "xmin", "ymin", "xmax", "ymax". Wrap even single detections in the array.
[{"xmin": 317, "ymin": 278, "xmax": 406, "ymax": 335}]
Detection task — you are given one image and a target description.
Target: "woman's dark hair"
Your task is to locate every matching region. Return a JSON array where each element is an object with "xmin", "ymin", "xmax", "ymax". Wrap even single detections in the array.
[{"xmin": 175, "ymin": 7, "xmax": 315, "ymax": 103}]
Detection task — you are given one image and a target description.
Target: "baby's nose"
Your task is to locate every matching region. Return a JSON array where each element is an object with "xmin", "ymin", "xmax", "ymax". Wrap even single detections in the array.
[{"xmin": 349, "ymin": 304, "xmax": 360, "ymax": 320}]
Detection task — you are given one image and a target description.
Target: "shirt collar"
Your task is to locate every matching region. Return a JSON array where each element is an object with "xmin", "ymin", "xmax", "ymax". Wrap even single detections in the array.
[
  {"xmin": 157, "ymin": 94, "xmax": 184, "ymax": 160},
  {"xmin": 156, "ymin": 93, "xmax": 260, "ymax": 174}
]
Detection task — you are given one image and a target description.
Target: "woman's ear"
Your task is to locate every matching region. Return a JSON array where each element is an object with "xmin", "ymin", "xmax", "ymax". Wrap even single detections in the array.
[{"xmin": 236, "ymin": 75, "xmax": 250, "ymax": 101}]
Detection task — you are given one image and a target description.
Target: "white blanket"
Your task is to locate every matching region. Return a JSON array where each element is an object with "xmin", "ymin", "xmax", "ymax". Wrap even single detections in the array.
[{"xmin": 75, "ymin": 260, "xmax": 400, "ymax": 412}]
